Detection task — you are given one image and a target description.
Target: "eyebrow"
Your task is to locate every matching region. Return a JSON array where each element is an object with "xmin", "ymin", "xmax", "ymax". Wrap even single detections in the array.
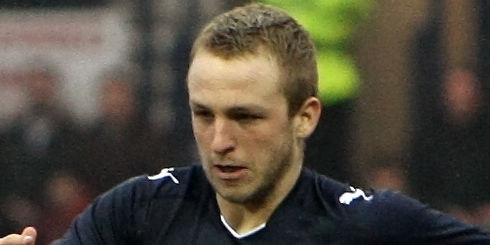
[{"xmin": 189, "ymin": 101, "xmax": 266, "ymax": 114}]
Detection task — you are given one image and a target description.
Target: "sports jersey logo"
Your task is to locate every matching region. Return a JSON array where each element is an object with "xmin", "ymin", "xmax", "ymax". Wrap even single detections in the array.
[
  {"xmin": 148, "ymin": 167, "xmax": 180, "ymax": 184},
  {"xmin": 339, "ymin": 186, "xmax": 373, "ymax": 205}
]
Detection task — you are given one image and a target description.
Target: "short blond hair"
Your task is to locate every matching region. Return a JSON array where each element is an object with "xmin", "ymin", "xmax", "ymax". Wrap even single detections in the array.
[{"xmin": 190, "ymin": 3, "xmax": 318, "ymax": 117}]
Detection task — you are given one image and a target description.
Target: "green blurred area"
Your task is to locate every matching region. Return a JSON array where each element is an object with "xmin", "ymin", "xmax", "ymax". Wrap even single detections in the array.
[{"xmin": 262, "ymin": 0, "xmax": 374, "ymax": 105}]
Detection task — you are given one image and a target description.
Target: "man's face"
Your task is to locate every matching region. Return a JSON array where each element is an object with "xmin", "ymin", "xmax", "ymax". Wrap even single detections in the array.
[{"xmin": 188, "ymin": 51, "xmax": 301, "ymax": 205}]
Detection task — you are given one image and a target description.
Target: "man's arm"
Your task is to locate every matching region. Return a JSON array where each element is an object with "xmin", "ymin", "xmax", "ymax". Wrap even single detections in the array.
[
  {"xmin": 0, "ymin": 175, "xmax": 153, "ymax": 245},
  {"xmin": 1, "ymin": 167, "xmax": 189, "ymax": 245},
  {"xmin": 52, "ymin": 176, "xmax": 154, "ymax": 244},
  {"xmin": 363, "ymin": 189, "xmax": 490, "ymax": 244}
]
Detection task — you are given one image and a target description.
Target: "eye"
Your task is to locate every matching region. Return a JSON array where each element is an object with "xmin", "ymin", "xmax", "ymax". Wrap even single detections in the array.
[
  {"xmin": 232, "ymin": 112, "xmax": 263, "ymax": 122},
  {"xmin": 193, "ymin": 109, "xmax": 214, "ymax": 121}
]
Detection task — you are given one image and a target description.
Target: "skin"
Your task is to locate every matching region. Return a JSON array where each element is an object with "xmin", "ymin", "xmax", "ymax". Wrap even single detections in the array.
[
  {"xmin": 188, "ymin": 50, "xmax": 320, "ymax": 234},
  {"xmin": 0, "ymin": 227, "xmax": 36, "ymax": 245}
]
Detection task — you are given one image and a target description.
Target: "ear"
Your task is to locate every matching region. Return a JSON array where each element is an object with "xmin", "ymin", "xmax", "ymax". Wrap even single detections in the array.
[{"xmin": 293, "ymin": 97, "xmax": 322, "ymax": 139}]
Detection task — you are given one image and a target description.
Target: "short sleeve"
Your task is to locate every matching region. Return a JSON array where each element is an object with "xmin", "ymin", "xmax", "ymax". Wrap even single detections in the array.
[
  {"xmin": 348, "ymin": 190, "xmax": 490, "ymax": 244},
  {"xmin": 51, "ymin": 176, "xmax": 153, "ymax": 245}
]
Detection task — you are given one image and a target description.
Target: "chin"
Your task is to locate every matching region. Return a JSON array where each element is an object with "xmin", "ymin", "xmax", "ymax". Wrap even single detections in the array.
[
  {"xmin": 220, "ymin": 193, "xmax": 252, "ymax": 204},
  {"xmin": 217, "ymin": 183, "xmax": 271, "ymax": 206},
  {"xmin": 210, "ymin": 180, "xmax": 252, "ymax": 203}
]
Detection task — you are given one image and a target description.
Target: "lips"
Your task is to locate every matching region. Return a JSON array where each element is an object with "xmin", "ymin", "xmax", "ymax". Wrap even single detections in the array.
[
  {"xmin": 213, "ymin": 163, "xmax": 248, "ymax": 180},
  {"xmin": 216, "ymin": 165, "xmax": 245, "ymax": 172}
]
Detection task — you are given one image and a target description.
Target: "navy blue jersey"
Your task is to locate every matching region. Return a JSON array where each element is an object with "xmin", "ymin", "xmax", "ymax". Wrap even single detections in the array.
[{"xmin": 53, "ymin": 165, "xmax": 490, "ymax": 244}]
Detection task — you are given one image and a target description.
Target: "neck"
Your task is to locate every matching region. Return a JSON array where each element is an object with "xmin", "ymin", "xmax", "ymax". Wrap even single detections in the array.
[{"xmin": 217, "ymin": 149, "xmax": 303, "ymax": 235}]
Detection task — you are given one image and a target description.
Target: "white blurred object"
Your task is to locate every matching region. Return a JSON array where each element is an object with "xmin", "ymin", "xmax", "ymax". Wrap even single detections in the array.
[
  {"xmin": 0, "ymin": 73, "xmax": 28, "ymax": 131},
  {"xmin": 0, "ymin": 8, "xmax": 132, "ymax": 125}
]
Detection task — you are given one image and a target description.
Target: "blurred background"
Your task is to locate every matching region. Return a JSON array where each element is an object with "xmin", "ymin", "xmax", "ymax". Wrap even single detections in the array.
[{"xmin": 0, "ymin": 0, "xmax": 489, "ymax": 243}]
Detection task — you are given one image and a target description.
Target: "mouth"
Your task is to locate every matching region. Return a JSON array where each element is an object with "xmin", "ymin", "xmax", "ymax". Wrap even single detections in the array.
[
  {"xmin": 216, "ymin": 165, "xmax": 246, "ymax": 172},
  {"xmin": 213, "ymin": 163, "xmax": 248, "ymax": 180}
]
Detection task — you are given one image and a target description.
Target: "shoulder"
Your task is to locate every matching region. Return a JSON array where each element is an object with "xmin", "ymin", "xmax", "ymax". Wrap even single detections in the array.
[
  {"xmin": 54, "ymin": 165, "xmax": 207, "ymax": 244},
  {"xmin": 309, "ymin": 169, "xmax": 441, "ymax": 231},
  {"xmin": 104, "ymin": 165, "xmax": 204, "ymax": 202},
  {"xmin": 305, "ymin": 168, "xmax": 428, "ymax": 222},
  {"xmin": 80, "ymin": 165, "xmax": 206, "ymax": 225},
  {"xmin": 305, "ymin": 169, "xmax": 490, "ymax": 243}
]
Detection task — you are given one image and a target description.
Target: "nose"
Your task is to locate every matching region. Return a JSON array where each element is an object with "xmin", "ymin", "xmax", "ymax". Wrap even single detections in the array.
[{"xmin": 210, "ymin": 117, "xmax": 236, "ymax": 154}]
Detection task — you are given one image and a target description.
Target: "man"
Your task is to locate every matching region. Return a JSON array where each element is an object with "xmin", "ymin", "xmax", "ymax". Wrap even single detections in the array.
[{"xmin": 1, "ymin": 3, "xmax": 489, "ymax": 245}]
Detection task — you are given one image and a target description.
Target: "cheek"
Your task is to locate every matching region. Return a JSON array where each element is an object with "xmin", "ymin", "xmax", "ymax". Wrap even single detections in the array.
[
  {"xmin": 192, "ymin": 122, "xmax": 209, "ymax": 146},
  {"xmin": 244, "ymin": 124, "xmax": 292, "ymax": 156}
]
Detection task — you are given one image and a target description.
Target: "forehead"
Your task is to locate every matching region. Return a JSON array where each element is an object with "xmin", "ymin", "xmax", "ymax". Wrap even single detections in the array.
[
  {"xmin": 188, "ymin": 50, "xmax": 279, "ymax": 84},
  {"xmin": 187, "ymin": 51, "xmax": 285, "ymax": 108}
]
